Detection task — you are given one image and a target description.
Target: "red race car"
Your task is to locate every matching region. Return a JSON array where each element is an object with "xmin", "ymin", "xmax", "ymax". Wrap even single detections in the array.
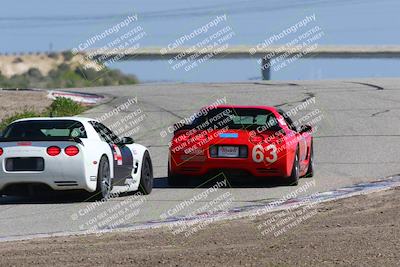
[{"xmin": 168, "ymin": 105, "xmax": 314, "ymax": 186}]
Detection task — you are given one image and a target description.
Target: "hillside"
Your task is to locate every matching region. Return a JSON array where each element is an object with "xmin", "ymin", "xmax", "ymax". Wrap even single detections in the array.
[{"xmin": 0, "ymin": 51, "xmax": 138, "ymax": 88}]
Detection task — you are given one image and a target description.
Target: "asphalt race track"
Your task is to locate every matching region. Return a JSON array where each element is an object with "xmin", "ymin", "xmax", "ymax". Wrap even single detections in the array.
[{"xmin": 1, "ymin": 78, "xmax": 400, "ymax": 240}]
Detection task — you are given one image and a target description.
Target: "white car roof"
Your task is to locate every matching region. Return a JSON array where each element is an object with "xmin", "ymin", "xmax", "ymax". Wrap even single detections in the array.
[{"xmin": 13, "ymin": 117, "xmax": 99, "ymax": 124}]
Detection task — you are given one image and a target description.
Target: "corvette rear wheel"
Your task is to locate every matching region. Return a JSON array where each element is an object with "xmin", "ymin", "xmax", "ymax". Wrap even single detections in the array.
[
  {"xmin": 305, "ymin": 141, "xmax": 314, "ymax": 178},
  {"xmin": 93, "ymin": 156, "xmax": 112, "ymax": 200},
  {"xmin": 139, "ymin": 151, "xmax": 153, "ymax": 195},
  {"xmin": 285, "ymin": 149, "xmax": 300, "ymax": 186},
  {"xmin": 167, "ymin": 167, "xmax": 184, "ymax": 187}
]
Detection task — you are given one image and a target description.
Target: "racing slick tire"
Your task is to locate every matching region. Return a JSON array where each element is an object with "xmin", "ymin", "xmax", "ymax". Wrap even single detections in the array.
[
  {"xmin": 285, "ymin": 149, "xmax": 300, "ymax": 186},
  {"xmin": 139, "ymin": 151, "xmax": 153, "ymax": 195},
  {"xmin": 167, "ymin": 166, "xmax": 185, "ymax": 187},
  {"xmin": 93, "ymin": 155, "xmax": 112, "ymax": 200},
  {"xmin": 305, "ymin": 141, "xmax": 314, "ymax": 178}
]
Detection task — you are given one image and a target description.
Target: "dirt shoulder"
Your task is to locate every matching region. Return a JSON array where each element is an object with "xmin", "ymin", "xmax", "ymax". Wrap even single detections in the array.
[
  {"xmin": 1, "ymin": 188, "xmax": 399, "ymax": 267},
  {"xmin": 0, "ymin": 90, "xmax": 52, "ymax": 121}
]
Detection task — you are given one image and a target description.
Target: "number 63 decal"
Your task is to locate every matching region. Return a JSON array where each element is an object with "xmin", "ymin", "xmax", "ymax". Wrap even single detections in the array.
[{"xmin": 252, "ymin": 144, "xmax": 278, "ymax": 163}]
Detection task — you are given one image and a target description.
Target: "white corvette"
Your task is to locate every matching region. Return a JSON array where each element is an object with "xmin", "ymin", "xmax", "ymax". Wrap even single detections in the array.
[{"xmin": 0, "ymin": 117, "xmax": 153, "ymax": 199}]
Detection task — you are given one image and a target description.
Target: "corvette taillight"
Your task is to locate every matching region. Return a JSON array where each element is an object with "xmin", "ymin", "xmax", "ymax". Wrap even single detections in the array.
[
  {"xmin": 0, "ymin": 148, "xmax": 3, "ymax": 156},
  {"xmin": 47, "ymin": 146, "xmax": 61, "ymax": 156},
  {"xmin": 65, "ymin": 146, "xmax": 79, "ymax": 156}
]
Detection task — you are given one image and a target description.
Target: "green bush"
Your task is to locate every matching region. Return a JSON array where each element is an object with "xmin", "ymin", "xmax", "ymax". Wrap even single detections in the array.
[
  {"xmin": 47, "ymin": 52, "xmax": 59, "ymax": 59},
  {"xmin": 0, "ymin": 110, "xmax": 41, "ymax": 130},
  {"xmin": 0, "ymin": 71, "xmax": 6, "ymax": 83},
  {"xmin": 61, "ymin": 51, "xmax": 74, "ymax": 61},
  {"xmin": 27, "ymin": 68, "xmax": 43, "ymax": 79},
  {"xmin": 57, "ymin": 63, "xmax": 71, "ymax": 73},
  {"xmin": 0, "ymin": 97, "xmax": 87, "ymax": 130},
  {"xmin": 6, "ymin": 74, "xmax": 30, "ymax": 88},
  {"xmin": 12, "ymin": 57, "xmax": 23, "ymax": 63},
  {"xmin": 46, "ymin": 97, "xmax": 87, "ymax": 117},
  {"xmin": 75, "ymin": 67, "xmax": 99, "ymax": 81}
]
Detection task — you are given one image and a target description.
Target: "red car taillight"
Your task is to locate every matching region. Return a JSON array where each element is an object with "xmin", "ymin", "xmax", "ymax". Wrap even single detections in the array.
[
  {"xmin": 65, "ymin": 145, "xmax": 79, "ymax": 156},
  {"xmin": 0, "ymin": 148, "xmax": 3, "ymax": 156},
  {"xmin": 47, "ymin": 146, "xmax": 61, "ymax": 156}
]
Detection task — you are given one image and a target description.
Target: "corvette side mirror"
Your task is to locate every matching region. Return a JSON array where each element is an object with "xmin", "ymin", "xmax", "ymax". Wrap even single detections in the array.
[
  {"xmin": 121, "ymin": 137, "xmax": 134, "ymax": 144},
  {"xmin": 299, "ymin": 124, "xmax": 312, "ymax": 133}
]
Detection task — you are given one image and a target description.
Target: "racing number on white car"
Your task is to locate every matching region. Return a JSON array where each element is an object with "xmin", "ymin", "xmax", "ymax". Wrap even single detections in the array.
[
  {"xmin": 112, "ymin": 144, "xmax": 123, "ymax": 166},
  {"xmin": 252, "ymin": 144, "xmax": 278, "ymax": 163}
]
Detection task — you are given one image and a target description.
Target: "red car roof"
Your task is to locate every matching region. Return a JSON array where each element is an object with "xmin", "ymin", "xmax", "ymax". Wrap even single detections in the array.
[{"xmin": 203, "ymin": 105, "xmax": 278, "ymax": 112}]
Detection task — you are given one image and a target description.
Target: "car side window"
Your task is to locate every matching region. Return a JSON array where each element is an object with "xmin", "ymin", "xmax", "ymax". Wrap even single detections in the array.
[
  {"xmin": 97, "ymin": 123, "xmax": 120, "ymax": 144},
  {"xmin": 90, "ymin": 121, "xmax": 112, "ymax": 143}
]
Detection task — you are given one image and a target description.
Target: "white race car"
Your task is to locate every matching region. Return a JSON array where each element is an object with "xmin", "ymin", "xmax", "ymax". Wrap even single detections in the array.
[{"xmin": 0, "ymin": 117, "xmax": 153, "ymax": 199}]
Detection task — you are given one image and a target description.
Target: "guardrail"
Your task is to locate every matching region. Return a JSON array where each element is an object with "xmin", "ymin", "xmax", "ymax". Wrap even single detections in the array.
[{"xmin": 86, "ymin": 45, "xmax": 400, "ymax": 80}]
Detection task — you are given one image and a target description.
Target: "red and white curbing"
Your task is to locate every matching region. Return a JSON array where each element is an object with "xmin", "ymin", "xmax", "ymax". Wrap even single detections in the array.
[{"xmin": 47, "ymin": 90, "xmax": 104, "ymax": 105}]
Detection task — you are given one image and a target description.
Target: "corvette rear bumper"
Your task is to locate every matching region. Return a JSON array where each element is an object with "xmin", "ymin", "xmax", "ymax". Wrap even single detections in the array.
[
  {"xmin": 0, "ymin": 160, "xmax": 97, "ymax": 192},
  {"xmin": 0, "ymin": 177, "xmax": 93, "ymax": 192},
  {"xmin": 169, "ymin": 154, "xmax": 290, "ymax": 178},
  {"xmin": 0, "ymin": 174, "xmax": 94, "ymax": 192},
  {"xmin": 0, "ymin": 143, "xmax": 102, "ymax": 192}
]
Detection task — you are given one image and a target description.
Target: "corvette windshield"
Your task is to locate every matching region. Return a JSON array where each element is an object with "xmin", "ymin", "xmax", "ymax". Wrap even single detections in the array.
[
  {"xmin": 3, "ymin": 120, "xmax": 87, "ymax": 139},
  {"xmin": 191, "ymin": 108, "xmax": 281, "ymax": 131}
]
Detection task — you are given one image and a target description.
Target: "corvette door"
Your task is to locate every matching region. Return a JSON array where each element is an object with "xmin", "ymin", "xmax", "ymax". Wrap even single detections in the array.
[{"xmin": 91, "ymin": 122, "xmax": 134, "ymax": 186}]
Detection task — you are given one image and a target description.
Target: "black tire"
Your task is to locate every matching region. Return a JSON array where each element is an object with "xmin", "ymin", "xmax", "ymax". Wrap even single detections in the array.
[
  {"xmin": 167, "ymin": 166, "xmax": 184, "ymax": 187},
  {"xmin": 139, "ymin": 151, "xmax": 153, "ymax": 195},
  {"xmin": 305, "ymin": 141, "xmax": 314, "ymax": 178},
  {"xmin": 92, "ymin": 156, "xmax": 112, "ymax": 200},
  {"xmin": 285, "ymin": 149, "xmax": 300, "ymax": 186}
]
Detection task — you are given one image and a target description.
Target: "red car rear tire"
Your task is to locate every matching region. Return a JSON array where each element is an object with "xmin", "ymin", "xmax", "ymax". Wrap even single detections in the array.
[
  {"xmin": 305, "ymin": 141, "xmax": 314, "ymax": 178},
  {"xmin": 285, "ymin": 149, "xmax": 300, "ymax": 186},
  {"xmin": 167, "ymin": 166, "xmax": 185, "ymax": 187}
]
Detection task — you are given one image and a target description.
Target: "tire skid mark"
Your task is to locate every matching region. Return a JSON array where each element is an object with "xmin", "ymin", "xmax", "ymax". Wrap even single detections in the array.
[{"xmin": 347, "ymin": 81, "xmax": 384, "ymax": 91}]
